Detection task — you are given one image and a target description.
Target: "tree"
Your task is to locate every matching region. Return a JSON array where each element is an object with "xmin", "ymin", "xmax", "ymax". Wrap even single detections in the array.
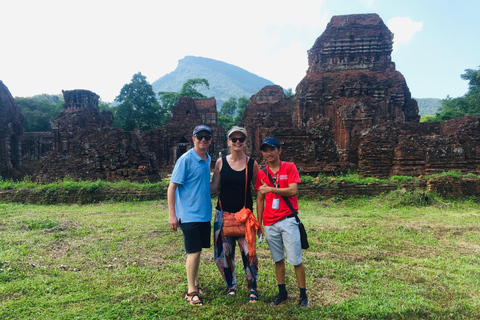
[
  {"xmin": 434, "ymin": 66, "xmax": 480, "ymax": 121},
  {"xmin": 461, "ymin": 68, "xmax": 480, "ymax": 109},
  {"xmin": 15, "ymin": 95, "xmax": 63, "ymax": 132},
  {"xmin": 420, "ymin": 115, "xmax": 437, "ymax": 123},
  {"xmin": 234, "ymin": 96, "xmax": 250, "ymax": 124},
  {"xmin": 284, "ymin": 88, "xmax": 294, "ymax": 98},
  {"xmin": 99, "ymin": 100, "xmax": 115, "ymax": 113},
  {"xmin": 114, "ymin": 72, "xmax": 163, "ymax": 131},
  {"xmin": 217, "ymin": 96, "xmax": 250, "ymax": 131},
  {"xmin": 158, "ymin": 78, "xmax": 210, "ymax": 122},
  {"xmin": 218, "ymin": 97, "xmax": 237, "ymax": 130}
]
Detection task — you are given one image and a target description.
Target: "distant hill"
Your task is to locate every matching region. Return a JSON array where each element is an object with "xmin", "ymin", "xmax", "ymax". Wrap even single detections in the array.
[
  {"xmin": 151, "ymin": 56, "xmax": 275, "ymax": 108},
  {"xmin": 415, "ymin": 98, "xmax": 442, "ymax": 116}
]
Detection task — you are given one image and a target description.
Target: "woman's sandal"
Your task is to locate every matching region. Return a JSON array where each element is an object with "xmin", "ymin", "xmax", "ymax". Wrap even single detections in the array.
[
  {"xmin": 248, "ymin": 289, "xmax": 259, "ymax": 303},
  {"xmin": 184, "ymin": 291, "xmax": 203, "ymax": 306},
  {"xmin": 227, "ymin": 288, "xmax": 236, "ymax": 297}
]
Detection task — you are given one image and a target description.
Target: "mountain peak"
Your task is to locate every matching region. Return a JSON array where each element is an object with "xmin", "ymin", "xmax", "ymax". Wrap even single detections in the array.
[{"xmin": 151, "ymin": 56, "xmax": 275, "ymax": 108}]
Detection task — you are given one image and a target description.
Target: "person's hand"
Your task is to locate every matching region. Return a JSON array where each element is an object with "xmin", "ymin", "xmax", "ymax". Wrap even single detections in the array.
[
  {"xmin": 257, "ymin": 226, "xmax": 264, "ymax": 237},
  {"xmin": 258, "ymin": 180, "xmax": 271, "ymax": 195},
  {"xmin": 169, "ymin": 215, "xmax": 179, "ymax": 231}
]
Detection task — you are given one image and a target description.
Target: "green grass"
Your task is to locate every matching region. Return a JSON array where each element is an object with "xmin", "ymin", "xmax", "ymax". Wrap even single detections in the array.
[
  {"xmin": 300, "ymin": 170, "xmax": 479, "ymax": 187},
  {"xmin": 1, "ymin": 194, "xmax": 480, "ymax": 319},
  {"xmin": 0, "ymin": 177, "xmax": 169, "ymax": 193}
]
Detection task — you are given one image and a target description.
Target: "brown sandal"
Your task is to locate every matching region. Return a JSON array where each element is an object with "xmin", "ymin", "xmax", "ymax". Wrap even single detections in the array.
[
  {"xmin": 184, "ymin": 291, "xmax": 203, "ymax": 306},
  {"xmin": 184, "ymin": 286, "xmax": 204, "ymax": 296}
]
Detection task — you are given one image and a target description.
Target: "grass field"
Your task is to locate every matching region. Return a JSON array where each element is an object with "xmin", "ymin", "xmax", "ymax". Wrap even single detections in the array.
[{"xmin": 1, "ymin": 192, "xmax": 480, "ymax": 319}]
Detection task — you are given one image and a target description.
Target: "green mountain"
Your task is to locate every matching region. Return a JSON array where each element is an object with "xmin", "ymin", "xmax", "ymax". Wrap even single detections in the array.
[
  {"xmin": 151, "ymin": 56, "xmax": 275, "ymax": 108},
  {"xmin": 415, "ymin": 98, "xmax": 442, "ymax": 116}
]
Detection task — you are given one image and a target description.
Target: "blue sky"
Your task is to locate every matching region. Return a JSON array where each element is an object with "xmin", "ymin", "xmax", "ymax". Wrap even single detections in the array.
[{"xmin": 1, "ymin": 0, "xmax": 478, "ymax": 102}]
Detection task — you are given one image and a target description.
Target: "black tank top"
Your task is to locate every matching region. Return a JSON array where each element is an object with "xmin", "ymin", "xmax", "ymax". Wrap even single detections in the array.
[{"xmin": 216, "ymin": 156, "xmax": 254, "ymax": 212}]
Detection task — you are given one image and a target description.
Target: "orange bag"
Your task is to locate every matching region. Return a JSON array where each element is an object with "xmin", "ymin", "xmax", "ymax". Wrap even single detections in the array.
[{"xmin": 222, "ymin": 211, "xmax": 246, "ymax": 237}]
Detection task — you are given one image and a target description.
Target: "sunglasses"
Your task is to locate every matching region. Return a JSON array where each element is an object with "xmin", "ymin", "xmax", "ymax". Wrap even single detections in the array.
[
  {"xmin": 230, "ymin": 137, "xmax": 246, "ymax": 143},
  {"xmin": 195, "ymin": 134, "xmax": 212, "ymax": 141}
]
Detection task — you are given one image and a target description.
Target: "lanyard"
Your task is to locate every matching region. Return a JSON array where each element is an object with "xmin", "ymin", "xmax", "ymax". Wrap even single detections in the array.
[{"xmin": 267, "ymin": 161, "xmax": 282, "ymax": 193}]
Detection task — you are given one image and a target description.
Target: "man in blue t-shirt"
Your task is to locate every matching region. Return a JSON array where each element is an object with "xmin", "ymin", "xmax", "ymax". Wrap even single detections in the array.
[{"xmin": 167, "ymin": 125, "xmax": 213, "ymax": 306}]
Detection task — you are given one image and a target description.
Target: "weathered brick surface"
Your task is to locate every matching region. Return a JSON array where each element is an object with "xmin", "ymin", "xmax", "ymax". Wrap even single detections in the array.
[
  {"xmin": 426, "ymin": 176, "xmax": 480, "ymax": 200},
  {"xmin": 0, "ymin": 81, "xmax": 24, "ymax": 179}
]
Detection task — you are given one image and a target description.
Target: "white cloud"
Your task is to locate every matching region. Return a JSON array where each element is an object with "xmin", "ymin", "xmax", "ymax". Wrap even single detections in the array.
[{"xmin": 387, "ymin": 17, "xmax": 423, "ymax": 48}]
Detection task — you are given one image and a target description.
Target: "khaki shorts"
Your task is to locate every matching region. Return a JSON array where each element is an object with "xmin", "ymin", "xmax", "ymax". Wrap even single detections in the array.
[{"xmin": 264, "ymin": 217, "xmax": 303, "ymax": 266}]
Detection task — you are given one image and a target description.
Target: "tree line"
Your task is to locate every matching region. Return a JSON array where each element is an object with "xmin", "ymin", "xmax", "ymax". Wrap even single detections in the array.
[{"xmin": 15, "ymin": 73, "xmax": 249, "ymax": 133}]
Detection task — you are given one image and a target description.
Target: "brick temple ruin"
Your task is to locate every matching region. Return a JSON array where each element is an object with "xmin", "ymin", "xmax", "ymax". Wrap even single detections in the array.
[
  {"xmin": 1, "ymin": 13, "xmax": 480, "ymax": 182},
  {"xmin": 242, "ymin": 14, "xmax": 480, "ymax": 177},
  {"xmin": 0, "ymin": 85, "xmax": 225, "ymax": 181}
]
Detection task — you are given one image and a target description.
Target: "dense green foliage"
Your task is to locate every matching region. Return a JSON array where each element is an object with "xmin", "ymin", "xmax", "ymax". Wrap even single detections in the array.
[
  {"xmin": 217, "ymin": 96, "xmax": 250, "ymax": 131},
  {"xmin": 98, "ymin": 100, "xmax": 115, "ymax": 113},
  {"xmin": 158, "ymin": 78, "xmax": 210, "ymax": 123},
  {"xmin": 284, "ymin": 88, "xmax": 294, "ymax": 98},
  {"xmin": 415, "ymin": 98, "xmax": 442, "ymax": 118},
  {"xmin": 151, "ymin": 56, "xmax": 274, "ymax": 108},
  {"xmin": 14, "ymin": 94, "xmax": 63, "ymax": 132},
  {"xmin": 0, "ymin": 177, "xmax": 168, "ymax": 204},
  {"xmin": 113, "ymin": 73, "xmax": 164, "ymax": 131},
  {"xmin": 429, "ymin": 66, "xmax": 480, "ymax": 121}
]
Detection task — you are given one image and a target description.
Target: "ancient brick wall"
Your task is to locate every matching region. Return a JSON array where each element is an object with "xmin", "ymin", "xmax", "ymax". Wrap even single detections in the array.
[
  {"xmin": 242, "ymin": 86, "xmax": 341, "ymax": 173},
  {"xmin": 0, "ymin": 81, "xmax": 24, "ymax": 179},
  {"xmin": 358, "ymin": 117, "xmax": 480, "ymax": 177},
  {"xmin": 20, "ymin": 92, "xmax": 225, "ymax": 182},
  {"xmin": 164, "ymin": 97, "xmax": 225, "ymax": 165}
]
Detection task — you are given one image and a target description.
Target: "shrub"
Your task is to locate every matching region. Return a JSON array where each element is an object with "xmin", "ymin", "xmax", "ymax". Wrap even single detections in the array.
[{"xmin": 390, "ymin": 175, "xmax": 417, "ymax": 183}]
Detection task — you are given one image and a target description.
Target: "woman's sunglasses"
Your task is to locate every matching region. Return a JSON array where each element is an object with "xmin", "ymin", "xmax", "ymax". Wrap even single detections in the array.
[
  {"xmin": 230, "ymin": 137, "xmax": 246, "ymax": 143},
  {"xmin": 195, "ymin": 134, "xmax": 212, "ymax": 141}
]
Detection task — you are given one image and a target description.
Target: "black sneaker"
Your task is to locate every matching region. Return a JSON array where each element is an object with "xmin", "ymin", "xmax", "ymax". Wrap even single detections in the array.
[
  {"xmin": 299, "ymin": 296, "xmax": 310, "ymax": 307},
  {"xmin": 270, "ymin": 293, "xmax": 288, "ymax": 306}
]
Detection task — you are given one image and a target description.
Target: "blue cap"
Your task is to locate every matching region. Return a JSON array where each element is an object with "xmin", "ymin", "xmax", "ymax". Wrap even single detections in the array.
[
  {"xmin": 193, "ymin": 125, "xmax": 212, "ymax": 136},
  {"xmin": 260, "ymin": 137, "xmax": 281, "ymax": 150}
]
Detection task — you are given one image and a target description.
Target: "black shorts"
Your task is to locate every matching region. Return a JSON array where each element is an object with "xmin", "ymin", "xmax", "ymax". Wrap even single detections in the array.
[{"xmin": 179, "ymin": 221, "xmax": 211, "ymax": 253}]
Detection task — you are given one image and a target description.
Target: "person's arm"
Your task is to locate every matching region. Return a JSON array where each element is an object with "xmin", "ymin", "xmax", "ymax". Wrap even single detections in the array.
[
  {"xmin": 167, "ymin": 182, "xmax": 179, "ymax": 231},
  {"xmin": 256, "ymin": 190, "xmax": 265, "ymax": 235},
  {"xmin": 251, "ymin": 160, "xmax": 259, "ymax": 187},
  {"xmin": 210, "ymin": 158, "xmax": 222, "ymax": 192},
  {"xmin": 257, "ymin": 181, "xmax": 298, "ymax": 197}
]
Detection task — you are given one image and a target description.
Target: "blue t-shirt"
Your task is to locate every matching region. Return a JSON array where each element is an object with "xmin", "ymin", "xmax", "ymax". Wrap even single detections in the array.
[{"xmin": 170, "ymin": 148, "xmax": 212, "ymax": 223}]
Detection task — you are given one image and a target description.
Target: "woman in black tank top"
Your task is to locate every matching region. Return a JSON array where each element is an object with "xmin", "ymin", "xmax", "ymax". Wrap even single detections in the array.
[{"xmin": 210, "ymin": 126, "xmax": 261, "ymax": 302}]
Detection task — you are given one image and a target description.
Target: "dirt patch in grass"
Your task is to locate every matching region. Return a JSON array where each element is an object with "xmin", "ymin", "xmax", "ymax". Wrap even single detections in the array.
[{"xmin": 312, "ymin": 277, "xmax": 358, "ymax": 306}]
